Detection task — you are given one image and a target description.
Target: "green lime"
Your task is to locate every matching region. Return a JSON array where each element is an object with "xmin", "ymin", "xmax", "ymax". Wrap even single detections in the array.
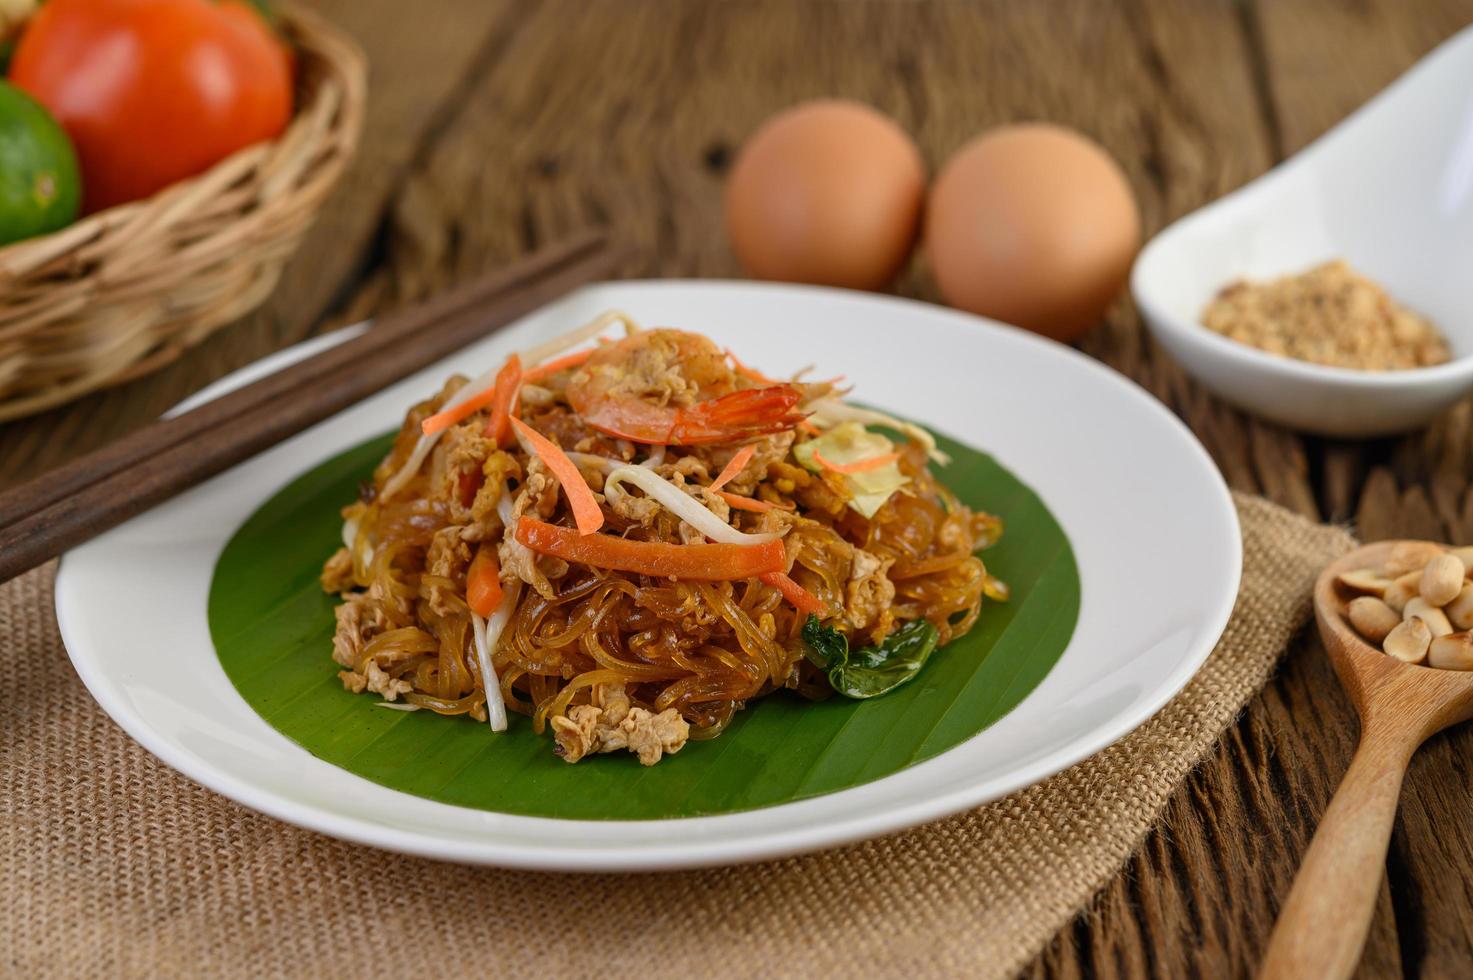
[
  {"xmin": 238, "ymin": 0, "xmax": 278, "ymax": 29},
  {"xmin": 0, "ymin": 80, "xmax": 80, "ymax": 246}
]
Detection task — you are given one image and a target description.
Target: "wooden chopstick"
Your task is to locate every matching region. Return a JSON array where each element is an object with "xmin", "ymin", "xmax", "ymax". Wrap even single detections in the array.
[{"xmin": 0, "ymin": 232, "xmax": 620, "ymax": 584}]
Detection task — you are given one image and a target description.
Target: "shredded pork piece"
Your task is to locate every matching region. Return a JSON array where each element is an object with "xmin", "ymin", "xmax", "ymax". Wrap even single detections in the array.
[
  {"xmin": 724, "ymin": 430, "xmax": 796, "ymax": 495},
  {"xmin": 846, "ymin": 547, "xmax": 897, "ymax": 638},
  {"xmin": 425, "ymin": 527, "xmax": 472, "ymax": 616},
  {"xmin": 365, "ymin": 660, "xmax": 413, "ymax": 700},
  {"xmin": 320, "ymin": 547, "xmax": 354, "ymax": 593},
  {"xmin": 330, "ymin": 595, "xmax": 374, "ymax": 670},
  {"xmin": 551, "ymin": 683, "xmax": 689, "ymax": 765},
  {"xmin": 608, "ymin": 488, "xmax": 661, "ymax": 525},
  {"xmin": 331, "ymin": 594, "xmax": 415, "ymax": 696},
  {"xmin": 522, "ymin": 457, "xmax": 561, "ymax": 518},
  {"xmin": 433, "ymin": 421, "xmax": 495, "ymax": 523},
  {"xmin": 498, "ymin": 535, "xmax": 550, "ymax": 597},
  {"xmin": 366, "ymin": 572, "xmax": 414, "ymax": 626},
  {"xmin": 593, "ymin": 681, "xmax": 631, "ymax": 724},
  {"xmin": 667, "ymin": 471, "xmax": 733, "ymax": 544},
  {"xmin": 498, "ymin": 459, "xmax": 568, "ymax": 598},
  {"xmin": 338, "ymin": 660, "xmax": 413, "ymax": 701},
  {"xmin": 621, "ymin": 708, "xmax": 689, "ymax": 766},
  {"xmin": 694, "ymin": 480, "xmax": 732, "ymax": 514},
  {"xmin": 750, "ymin": 507, "xmax": 799, "ymax": 536},
  {"xmin": 664, "ymin": 455, "xmax": 710, "ymax": 482},
  {"xmin": 466, "ymin": 451, "xmax": 520, "ymax": 538}
]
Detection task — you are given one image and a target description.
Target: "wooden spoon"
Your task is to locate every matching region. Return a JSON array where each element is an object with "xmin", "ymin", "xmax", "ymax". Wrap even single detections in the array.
[{"xmin": 1260, "ymin": 541, "xmax": 1473, "ymax": 979}]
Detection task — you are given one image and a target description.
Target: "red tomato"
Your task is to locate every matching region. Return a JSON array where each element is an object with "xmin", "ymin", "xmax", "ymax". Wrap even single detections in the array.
[{"xmin": 10, "ymin": 0, "xmax": 293, "ymax": 212}]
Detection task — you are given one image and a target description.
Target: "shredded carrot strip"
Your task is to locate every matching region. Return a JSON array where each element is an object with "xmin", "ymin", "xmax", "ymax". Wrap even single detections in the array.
[
  {"xmin": 726, "ymin": 348, "xmax": 779, "ymax": 385},
  {"xmin": 466, "ymin": 545, "xmax": 503, "ymax": 618},
  {"xmin": 708, "ymin": 445, "xmax": 757, "ymax": 493},
  {"xmin": 522, "ymin": 347, "xmax": 594, "ymax": 384},
  {"xmin": 420, "ymin": 370, "xmax": 504, "ymax": 436},
  {"xmin": 718, "ymin": 491, "xmax": 792, "ymax": 513},
  {"xmin": 811, "ymin": 448, "xmax": 902, "ymax": 475},
  {"xmin": 517, "ymin": 517, "xmax": 784, "ymax": 579},
  {"xmin": 797, "ymin": 419, "xmax": 820, "ymax": 436},
  {"xmin": 484, "ymin": 354, "xmax": 522, "ymax": 446},
  {"xmin": 760, "ymin": 571, "xmax": 826, "ymax": 616},
  {"xmin": 510, "ymin": 417, "xmax": 605, "ymax": 536}
]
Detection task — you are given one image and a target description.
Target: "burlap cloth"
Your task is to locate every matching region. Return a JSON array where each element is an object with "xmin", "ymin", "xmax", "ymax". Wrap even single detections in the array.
[{"xmin": 1, "ymin": 492, "xmax": 1352, "ymax": 978}]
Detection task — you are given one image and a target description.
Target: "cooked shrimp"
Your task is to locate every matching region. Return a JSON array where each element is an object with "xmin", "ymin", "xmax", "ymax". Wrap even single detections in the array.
[{"xmin": 565, "ymin": 329, "xmax": 805, "ymax": 445}]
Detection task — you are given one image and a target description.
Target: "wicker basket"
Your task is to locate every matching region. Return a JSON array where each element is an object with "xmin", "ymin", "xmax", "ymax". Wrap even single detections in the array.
[{"xmin": 0, "ymin": 6, "xmax": 366, "ymax": 422}]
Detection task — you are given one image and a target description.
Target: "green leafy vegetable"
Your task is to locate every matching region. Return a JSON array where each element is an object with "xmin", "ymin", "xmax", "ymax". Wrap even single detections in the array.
[{"xmin": 802, "ymin": 615, "xmax": 941, "ymax": 699}]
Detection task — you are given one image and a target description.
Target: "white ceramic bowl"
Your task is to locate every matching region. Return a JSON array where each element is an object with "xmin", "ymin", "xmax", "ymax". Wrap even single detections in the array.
[{"xmin": 1132, "ymin": 25, "xmax": 1473, "ymax": 438}]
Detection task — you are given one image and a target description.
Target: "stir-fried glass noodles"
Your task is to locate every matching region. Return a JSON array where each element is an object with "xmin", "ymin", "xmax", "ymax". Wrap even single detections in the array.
[{"xmin": 322, "ymin": 314, "xmax": 1007, "ymax": 766}]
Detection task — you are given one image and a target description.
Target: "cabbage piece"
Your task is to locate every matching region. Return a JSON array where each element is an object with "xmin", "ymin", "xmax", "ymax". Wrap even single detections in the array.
[
  {"xmin": 806, "ymin": 399, "xmax": 950, "ymax": 465},
  {"xmin": 792, "ymin": 421, "xmax": 910, "ymax": 518}
]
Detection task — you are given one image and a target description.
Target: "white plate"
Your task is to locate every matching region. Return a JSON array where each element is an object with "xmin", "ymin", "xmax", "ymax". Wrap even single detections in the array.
[{"xmin": 55, "ymin": 281, "xmax": 1240, "ymax": 871}]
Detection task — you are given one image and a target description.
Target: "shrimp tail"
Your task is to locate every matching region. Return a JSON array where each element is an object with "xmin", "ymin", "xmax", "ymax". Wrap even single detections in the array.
[{"xmin": 667, "ymin": 385, "xmax": 806, "ymax": 445}]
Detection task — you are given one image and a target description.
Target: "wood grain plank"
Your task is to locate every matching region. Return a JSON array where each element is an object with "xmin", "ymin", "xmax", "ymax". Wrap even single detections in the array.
[
  {"xmin": 0, "ymin": 0, "xmax": 521, "ymax": 488},
  {"xmin": 1255, "ymin": 0, "xmax": 1473, "ymax": 155}
]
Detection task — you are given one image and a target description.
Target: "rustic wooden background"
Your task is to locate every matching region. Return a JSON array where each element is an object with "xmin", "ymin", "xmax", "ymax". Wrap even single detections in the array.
[{"xmin": 4, "ymin": 0, "xmax": 1472, "ymax": 975}]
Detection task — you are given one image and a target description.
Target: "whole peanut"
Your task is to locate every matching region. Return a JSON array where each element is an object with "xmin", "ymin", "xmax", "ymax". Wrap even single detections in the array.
[
  {"xmin": 1428, "ymin": 632, "xmax": 1473, "ymax": 670},
  {"xmin": 1347, "ymin": 597, "xmax": 1400, "ymax": 644},
  {"xmin": 1446, "ymin": 583, "xmax": 1473, "ymax": 631},
  {"xmin": 1421, "ymin": 553, "xmax": 1464, "ymax": 606},
  {"xmin": 1403, "ymin": 597, "xmax": 1454, "ymax": 638},
  {"xmin": 1383, "ymin": 618, "xmax": 1432, "ymax": 664}
]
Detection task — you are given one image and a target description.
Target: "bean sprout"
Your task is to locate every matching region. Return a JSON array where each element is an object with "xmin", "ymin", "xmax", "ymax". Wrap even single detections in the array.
[{"xmin": 602, "ymin": 465, "xmax": 779, "ymax": 545}]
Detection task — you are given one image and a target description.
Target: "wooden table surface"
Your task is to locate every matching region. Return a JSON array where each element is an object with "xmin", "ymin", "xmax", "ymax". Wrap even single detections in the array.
[{"xmin": 5, "ymin": 1, "xmax": 1473, "ymax": 975}]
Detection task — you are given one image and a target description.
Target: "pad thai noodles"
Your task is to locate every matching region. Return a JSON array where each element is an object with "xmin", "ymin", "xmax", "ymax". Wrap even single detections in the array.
[{"xmin": 321, "ymin": 312, "xmax": 1007, "ymax": 766}]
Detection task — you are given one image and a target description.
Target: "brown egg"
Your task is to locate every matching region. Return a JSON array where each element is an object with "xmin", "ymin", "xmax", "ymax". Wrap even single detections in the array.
[
  {"xmin": 926, "ymin": 124, "xmax": 1141, "ymax": 341},
  {"xmin": 725, "ymin": 100, "xmax": 925, "ymax": 290}
]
